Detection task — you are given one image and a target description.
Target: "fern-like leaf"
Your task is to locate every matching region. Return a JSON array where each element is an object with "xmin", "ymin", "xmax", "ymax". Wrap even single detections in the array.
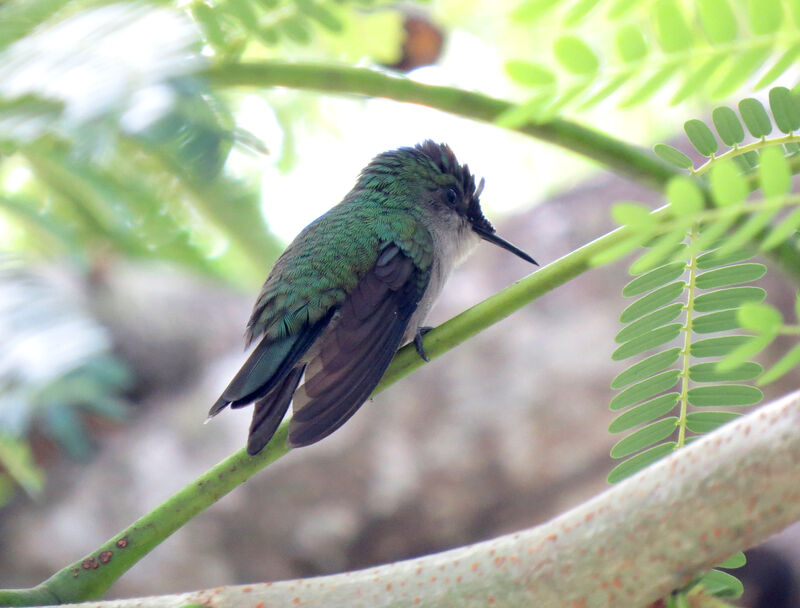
[
  {"xmin": 505, "ymin": 0, "xmax": 800, "ymax": 121},
  {"xmin": 609, "ymin": 239, "xmax": 763, "ymax": 601}
]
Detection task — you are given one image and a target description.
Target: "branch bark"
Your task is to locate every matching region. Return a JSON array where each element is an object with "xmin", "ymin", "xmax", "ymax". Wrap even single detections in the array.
[{"xmin": 25, "ymin": 389, "xmax": 800, "ymax": 608}]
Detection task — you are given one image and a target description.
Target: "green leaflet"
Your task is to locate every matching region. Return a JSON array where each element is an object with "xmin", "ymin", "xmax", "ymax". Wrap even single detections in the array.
[
  {"xmin": 739, "ymin": 98, "xmax": 773, "ymax": 138},
  {"xmin": 694, "ymin": 263, "xmax": 766, "ymax": 289},
  {"xmin": 689, "ymin": 361, "xmax": 762, "ymax": 382},
  {"xmin": 691, "ymin": 335, "xmax": 753, "ymax": 357},
  {"xmin": 692, "ymin": 286, "xmax": 766, "ymax": 312},
  {"xmin": 615, "ymin": 304, "xmax": 683, "ymax": 343},
  {"xmin": 691, "ymin": 310, "xmax": 741, "ymax": 333},
  {"xmin": 684, "ymin": 119, "xmax": 718, "ymax": 157},
  {"xmin": 606, "ymin": 442, "xmax": 676, "ymax": 483},
  {"xmin": 611, "ymin": 348, "xmax": 682, "ymax": 389},
  {"xmin": 610, "ymin": 417, "xmax": 678, "ymax": 458},
  {"xmin": 687, "ymin": 385, "xmax": 763, "ymax": 407},
  {"xmin": 654, "ymin": 144, "xmax": 693, "ymax": 169},
  {"xmin": 698, "ymin": 0, "xmax": 737, "ymax": 44},
  {"xmin": 609, "ymin": 369, "xmax": 681, "ymax": 410},
  {"xmin": 623, "ymin": 262, "xmax": 686, "ymax": 296},
  {"xmin": 711, "ymin": 106, "xmax": 744, "ymax": 146},
  {"xmin": 619, "ymin": 281, "xmax": 686, "ymax": 322},
  {"xmin": 698, "ymin": 569, "xmax": 744, "ymax": 598},
  {"xmin": 685, "ymin": 411, "xmax": 742, "ymax": 433},
  {"xmin": 608, "ymin": 393, "xmax": 679, "ymax": 433},
  {"xmin": 612, "ymin": 323, "xmax": 683, "ymax": 359}
]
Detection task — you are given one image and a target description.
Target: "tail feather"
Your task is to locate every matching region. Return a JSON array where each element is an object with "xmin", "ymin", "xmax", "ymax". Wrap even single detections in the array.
[
  {"xmin": 207, "ymin": 309, "xmax": 334, "ymax": 419},
  {"xmin": 247, "ymin": 364, "xmax": 305, "ymax": 455}
]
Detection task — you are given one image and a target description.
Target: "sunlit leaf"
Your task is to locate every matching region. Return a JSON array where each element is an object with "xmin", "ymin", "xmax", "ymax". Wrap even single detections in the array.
[
  {"xmin": 671, "ymin": 56, "xmax": 727, "ymax": 105},
  {"xmin": 698, "ymin": 0, "xmax": 738, "ymax": 43},
  {"xmin": 709, "ymin": 162, "xmax": 747, "ymax": 206},
  {"xmin": 756, "ymin": 43, "xmax": 800, "ymax": 89},
  {"xmin": 554, "ymin": 36, "xmax": 599, "ymax": 75},
  {"xmin": 563, "ymin": 0, "xmax": 602, "ymax": 25},
  {"xmin": 748, "ymin": 0, "xmax": 782, "ymax": 35},
  {"xmin": 760, "ymin": 207, "xmax": 800, "ymax": 250},
  {"xmin": 666, "ymin": 177, "xmax": 704, "ymax": 214},
  {"xmin": 619, "ymin": 63, "xmax": 679, "ymax": 108},
  {"xmin": 506, "ymin": 61, "xmax": 557, "ymax": 87},
  {"xmin": 737, "ymin": 302, "xmax": 782, "ymax": 332},
  {"xmin": 759, "ymin": 146, "xmax": 792, "ymax": 196},
  {"xmin": 713, "ymin": 46, "xmax": 772, "ymax": 99},
  {"xmin": 616, "ymin": 24, "xmax": 648, "ymax": 62},
  {"xmin": 759, "ymin": 343, "xmax": 800, "ymax": 384},
  {"xmin": 652, "ymin": 0, "xmax": 692, "ymax": 53}
]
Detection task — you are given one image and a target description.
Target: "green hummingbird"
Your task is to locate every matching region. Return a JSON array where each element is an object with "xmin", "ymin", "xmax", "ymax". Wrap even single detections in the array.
[{"xmin": 209, "ymin": 141, "xmax": 537, "ymax": 455}]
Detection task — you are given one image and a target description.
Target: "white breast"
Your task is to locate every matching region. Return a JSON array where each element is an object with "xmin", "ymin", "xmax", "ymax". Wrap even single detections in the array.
[{"xmin": 404, "ymin": 217, "xmax": 481, "ymax": 341}]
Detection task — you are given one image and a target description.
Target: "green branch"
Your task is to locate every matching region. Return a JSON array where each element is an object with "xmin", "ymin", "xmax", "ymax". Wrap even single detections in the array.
[
  {"xmin": 0, "ymin": 218, "xmax": 636, "ymax": 606},
  {"xmin": 203, "ymin": 61, "xmax": 679, "ymax": 191}
]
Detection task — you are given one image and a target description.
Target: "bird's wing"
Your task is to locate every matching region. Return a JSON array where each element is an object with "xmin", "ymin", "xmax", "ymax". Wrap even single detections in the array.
[
  {"xmin": 207, "ymin": 308, "xmax": 334, "ymax": 418},
  {"xmin": 286, "ymin": 243, "xmax": 429, "ymax": 448}
]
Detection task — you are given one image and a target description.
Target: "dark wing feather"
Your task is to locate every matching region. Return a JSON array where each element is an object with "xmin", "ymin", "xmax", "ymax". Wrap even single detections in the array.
[
  {"xmin": 208, "ymin": 309, "xmax": 333, "ymax": 418},
  {"xmin": 287, "ymin": 245, "xmax": 427, "ymax": 448}
]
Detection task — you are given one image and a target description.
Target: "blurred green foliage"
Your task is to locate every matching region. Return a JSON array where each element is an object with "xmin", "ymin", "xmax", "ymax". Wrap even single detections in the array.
[{"xmin": 0, "ymin": 0, "xmax": 418, "ymax": 503}]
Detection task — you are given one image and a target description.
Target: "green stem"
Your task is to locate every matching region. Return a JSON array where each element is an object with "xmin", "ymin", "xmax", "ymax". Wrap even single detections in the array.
[
  {"xmin": 676, "ymin": 228, "xmax": 699, "ymax": 448},
  {"xmin": 203, "ymin": 61, "xmax": 679, "ymax": 191},
  {"xmin": 694, "ymin": 135, "xmax": 800, "ymax": 177},
  {"xmin": 0, "ymin": 219, "xmax": 636, "ymax": 606}
]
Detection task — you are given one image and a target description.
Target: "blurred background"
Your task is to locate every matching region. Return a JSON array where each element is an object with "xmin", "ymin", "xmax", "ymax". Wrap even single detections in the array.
[{"xmin": 0, "ymin": 1, "xmax": 799, "ymax": 606}]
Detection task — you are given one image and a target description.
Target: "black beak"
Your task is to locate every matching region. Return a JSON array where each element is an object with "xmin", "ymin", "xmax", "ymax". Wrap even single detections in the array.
[{"xmin": 473, "ymin": 224, "xmax": 538, "ymax": 265}]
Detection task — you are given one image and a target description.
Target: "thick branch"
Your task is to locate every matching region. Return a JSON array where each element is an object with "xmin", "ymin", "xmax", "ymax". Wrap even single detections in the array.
[
  {"xmin": 203, "ymin": 61, "xmax": 679, "ymax": 191},
  {"xmin": 27, "ymin": 389, "xmax": 800, "ymax": 608}
]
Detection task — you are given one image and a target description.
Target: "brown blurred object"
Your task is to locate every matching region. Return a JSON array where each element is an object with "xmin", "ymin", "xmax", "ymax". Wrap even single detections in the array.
[{"xmin": 388, "ymin": 14, "xmax": 444, "ymax": 72}]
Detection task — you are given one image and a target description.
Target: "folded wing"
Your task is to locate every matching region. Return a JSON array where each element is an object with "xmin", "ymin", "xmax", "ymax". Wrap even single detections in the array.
[{"xmin": 288, "ymin": 244, "xmax": 427, "ymax": 447}]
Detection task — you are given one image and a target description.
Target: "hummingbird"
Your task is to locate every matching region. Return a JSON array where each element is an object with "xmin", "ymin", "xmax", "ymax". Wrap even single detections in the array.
[{"xmin": 209, "ymin": 141, "xmax": 537, "ymax": 455}]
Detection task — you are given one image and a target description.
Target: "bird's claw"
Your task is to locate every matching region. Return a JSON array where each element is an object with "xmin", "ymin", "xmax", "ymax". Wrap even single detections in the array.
[{"xmin": 414, "ymin": 326, "xmax": 434, "ymax": 362}]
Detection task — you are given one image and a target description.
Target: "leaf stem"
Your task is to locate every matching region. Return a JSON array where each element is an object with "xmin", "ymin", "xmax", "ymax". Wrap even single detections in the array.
[
  {"xmin": 203, "ymin": 61, "xmax": 679, "ymax": 190},
  {"xmin": 677, "ymin": 228, "xmax": 699, "ymax": 448},
  {"xmin": 694, "ymin": 135, "xmax": 800, "ymax": 177}
]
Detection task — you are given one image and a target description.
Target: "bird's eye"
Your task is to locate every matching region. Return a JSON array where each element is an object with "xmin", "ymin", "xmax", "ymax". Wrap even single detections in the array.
[{"xmin": 446, "ymin": 187, "xmax": 458, "ymax": 206}]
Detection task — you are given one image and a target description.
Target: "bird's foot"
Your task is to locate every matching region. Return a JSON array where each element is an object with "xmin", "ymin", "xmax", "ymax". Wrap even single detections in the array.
[{"xmin": 414, "ymin": 326, "xmax": 434, "ymax": 362}]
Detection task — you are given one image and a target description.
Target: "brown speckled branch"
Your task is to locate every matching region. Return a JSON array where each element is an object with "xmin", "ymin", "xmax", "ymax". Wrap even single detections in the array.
[{"xmin": 54, "ymin": 389, "xmax": 800, "ymax": 608}]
